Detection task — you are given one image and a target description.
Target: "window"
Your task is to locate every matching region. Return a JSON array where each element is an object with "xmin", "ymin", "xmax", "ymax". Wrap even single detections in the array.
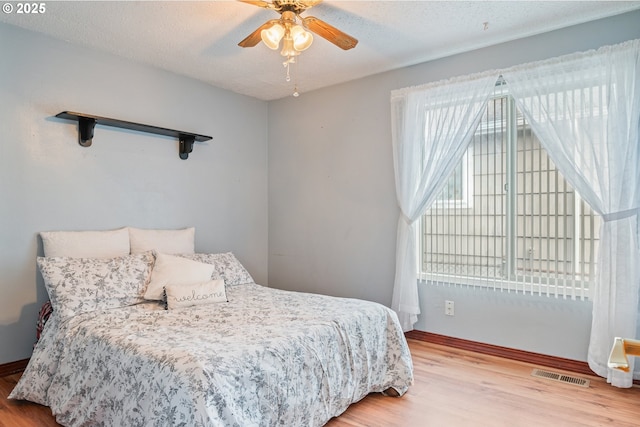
[
  {"xmin": 419, "ymin": 94, "xmax": 601, "ymax": 299},
  {"xmin": 435, "ymin": 148, "xmax": 474, "ymax": 209}
]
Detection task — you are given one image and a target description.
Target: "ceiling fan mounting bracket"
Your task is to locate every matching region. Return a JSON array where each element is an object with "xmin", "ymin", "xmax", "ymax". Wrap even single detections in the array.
[{"xmin": 272, "ymin": 0, "xmax": 314, "ymax": 15}]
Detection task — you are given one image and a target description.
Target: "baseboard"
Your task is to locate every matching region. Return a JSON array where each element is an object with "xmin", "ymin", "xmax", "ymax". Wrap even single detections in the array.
[
  {"xmin": 0, "ymin": 358, "xmax": 29, "ymax": 378},
  {"xmin": 406, "ymin": 330, "xmax": 596, "ymax": 377}
]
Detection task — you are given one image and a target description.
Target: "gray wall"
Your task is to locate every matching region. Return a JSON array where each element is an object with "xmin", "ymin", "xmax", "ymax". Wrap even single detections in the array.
[
  {"xmin": 268, "ymin": 10, "xmax": 640, "ymax": 361},
  {"xmin": 0, "ymin": 24, "xmax": 268, "ymax": 364}
]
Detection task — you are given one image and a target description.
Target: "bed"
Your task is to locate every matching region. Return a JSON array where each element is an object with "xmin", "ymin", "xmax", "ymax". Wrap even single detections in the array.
[{"xmin": 9, "ymin": 228, "xmax": 413, "ymax": 427}]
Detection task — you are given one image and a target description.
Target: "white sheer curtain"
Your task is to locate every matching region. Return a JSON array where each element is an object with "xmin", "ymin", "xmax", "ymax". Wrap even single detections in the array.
[
  {"xmin": 390, "ymin": 73, "xmax": 498, "ymax": 331},
  {"xmin": 502, "ymin": 39, "xmax": 640, "ymax": 387}
]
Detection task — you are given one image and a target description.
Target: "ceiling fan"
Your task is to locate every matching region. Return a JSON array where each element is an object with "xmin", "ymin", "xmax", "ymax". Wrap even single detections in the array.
[{"xmin": 238, "ymin": 0, "xmax": 358, "ymax": 58}]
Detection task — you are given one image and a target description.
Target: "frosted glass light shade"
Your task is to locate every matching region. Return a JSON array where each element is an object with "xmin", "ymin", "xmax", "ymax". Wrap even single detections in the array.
[
  {"xmin": 290, "ymin": 25, "xmax": 313, "ymax": 51},
  {"xmin": 280, "ymin": 36, "xmax": 300, "ymax": 58},
  {"xmin": 261, "ymin": 23, "xmax": 285, "ymax": 50}
]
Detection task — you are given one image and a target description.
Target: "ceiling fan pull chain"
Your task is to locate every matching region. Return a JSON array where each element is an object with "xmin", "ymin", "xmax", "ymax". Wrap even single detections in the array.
[
  {"xmin": 293, "ymin": 57, "xmax": 300, "ymax": 97},
  {"xmin": 284, "ymin": 56, "xmax": 295, "ymax": 82}
]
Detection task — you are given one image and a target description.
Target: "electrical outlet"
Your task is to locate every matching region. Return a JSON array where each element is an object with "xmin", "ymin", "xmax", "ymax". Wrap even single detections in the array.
[{"xmin": 445, "ymin": 300, "xmax": 455, "ymax": 316}]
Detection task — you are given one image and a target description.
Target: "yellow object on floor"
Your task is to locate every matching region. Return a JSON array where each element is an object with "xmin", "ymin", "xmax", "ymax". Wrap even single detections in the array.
[{"xmin": 608, "ymin": 337, "xmax": 640, "ymax": 372}]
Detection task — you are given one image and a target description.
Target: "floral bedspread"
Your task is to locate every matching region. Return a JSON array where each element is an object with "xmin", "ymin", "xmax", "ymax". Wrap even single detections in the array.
[{"xmin": 10, "ymin": 283, "xmax": 413, "ymax": 427}]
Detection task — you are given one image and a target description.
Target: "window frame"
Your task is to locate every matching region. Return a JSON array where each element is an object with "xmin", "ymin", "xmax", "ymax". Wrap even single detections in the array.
[{"xmin": 417, "ymin": 94, "xmax": 598, "ymax": 300}]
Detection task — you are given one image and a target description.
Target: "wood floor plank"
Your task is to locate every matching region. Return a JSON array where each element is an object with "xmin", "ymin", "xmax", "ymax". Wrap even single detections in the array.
[
  {"xmin": 328, "ymin": 339, "xmax": 640, "ymax": 427},
  {"xmin": 0, "ymin": 373, "xmax": 61, "ymax": 427},
  {"xmin": 1, "ymin": 339, "xmax": 639, "ymax": 426}
]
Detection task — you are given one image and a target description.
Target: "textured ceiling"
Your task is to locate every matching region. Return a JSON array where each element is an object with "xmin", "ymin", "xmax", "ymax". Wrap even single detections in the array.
[{"xmin": 2, "ymin": 1, "xmax": 639, "ymax": 100}]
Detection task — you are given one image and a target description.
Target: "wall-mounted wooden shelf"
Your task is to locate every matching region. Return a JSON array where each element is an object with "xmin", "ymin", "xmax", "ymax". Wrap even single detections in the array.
[{"xmin": 55, "ymin": 111, "xmax": 212, "ymax": 159}]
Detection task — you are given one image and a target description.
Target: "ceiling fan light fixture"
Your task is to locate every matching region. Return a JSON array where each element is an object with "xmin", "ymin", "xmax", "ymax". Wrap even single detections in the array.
[
  {"xmin": 260, "ymin": 22, "xmax": 285, "ymax": 50},
  {"xmin": 238, "ymin": 0, "xmax": 359, "ymax": 95},
  {"xmin": 290, "ymin": 25, "xmax": 313, "ymax": 51}
]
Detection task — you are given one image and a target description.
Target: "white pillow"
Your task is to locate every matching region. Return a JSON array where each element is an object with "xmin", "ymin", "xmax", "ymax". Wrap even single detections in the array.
[
  {"xmin": 40, "ymin": 228, "xmax": 130, "ymax": 258},
  {"xmin": 178, "ymin": 252, "xmax": 254, "ymax": 285},
  {"xmin": 145, "ymin": 252, "xmax": 215, "ymax": 300},
  {"xmin": 165, "ymin": 279, "xmax": 227, "ymax": 310},
  {"xmin": 129, "ymin": 227, "xmax": 195, "ymax": 254},
  {"xmin": 38, "ymin": 252, "xmax": 155, "ymax": 319}
]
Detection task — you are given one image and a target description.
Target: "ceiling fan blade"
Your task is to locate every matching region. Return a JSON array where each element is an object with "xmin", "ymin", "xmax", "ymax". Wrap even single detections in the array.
[
  {"xmin": 303, "ymin": 16, "xmax": 358, "ymax": 50},
  {"xmin": 238, "ymin": 0, "xmax": 276, "ymax": 10},
  {"xmin": 238, "ymin": 19, "xmax": 280, "ymax": 48}
]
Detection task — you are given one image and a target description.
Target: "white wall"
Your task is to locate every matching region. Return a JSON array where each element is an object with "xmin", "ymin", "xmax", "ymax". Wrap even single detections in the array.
[
  {"xmin": 0, "ymin": 23, "xmax": 268, "ymax": 364},
  {"xmin": 267, "ymin": 11, "xmax": 640, "ymax": 361}
]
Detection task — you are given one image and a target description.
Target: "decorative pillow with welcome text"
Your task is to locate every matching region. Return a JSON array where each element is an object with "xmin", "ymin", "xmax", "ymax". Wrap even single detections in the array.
[{"xmin": 164, "ymin": 279, "xmax": 227, "ymax": 310}]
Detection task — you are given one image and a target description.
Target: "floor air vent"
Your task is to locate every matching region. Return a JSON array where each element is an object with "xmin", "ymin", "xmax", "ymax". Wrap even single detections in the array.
[{"xmin": 531, "ymin": 369, "xmax": 590, "ymax": 387}]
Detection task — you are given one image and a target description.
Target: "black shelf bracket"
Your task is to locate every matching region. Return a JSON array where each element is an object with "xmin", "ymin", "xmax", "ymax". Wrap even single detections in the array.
[
  {"xmin": 179, "ymin": 135, "xmax": 196, "ymax": 160},
  {"xmin": 78, "ymin": 116, "xmax": 96, "ymax": 147},
  {"xmin": 55, "ymin": 111, "xmax": 212, "ymax": 160}
]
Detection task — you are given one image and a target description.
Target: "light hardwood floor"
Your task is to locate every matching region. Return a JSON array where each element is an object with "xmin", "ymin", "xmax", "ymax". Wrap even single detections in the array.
[{"xmin": 1, "ymin": 339, "xmax": 639, "ymax": 427}]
